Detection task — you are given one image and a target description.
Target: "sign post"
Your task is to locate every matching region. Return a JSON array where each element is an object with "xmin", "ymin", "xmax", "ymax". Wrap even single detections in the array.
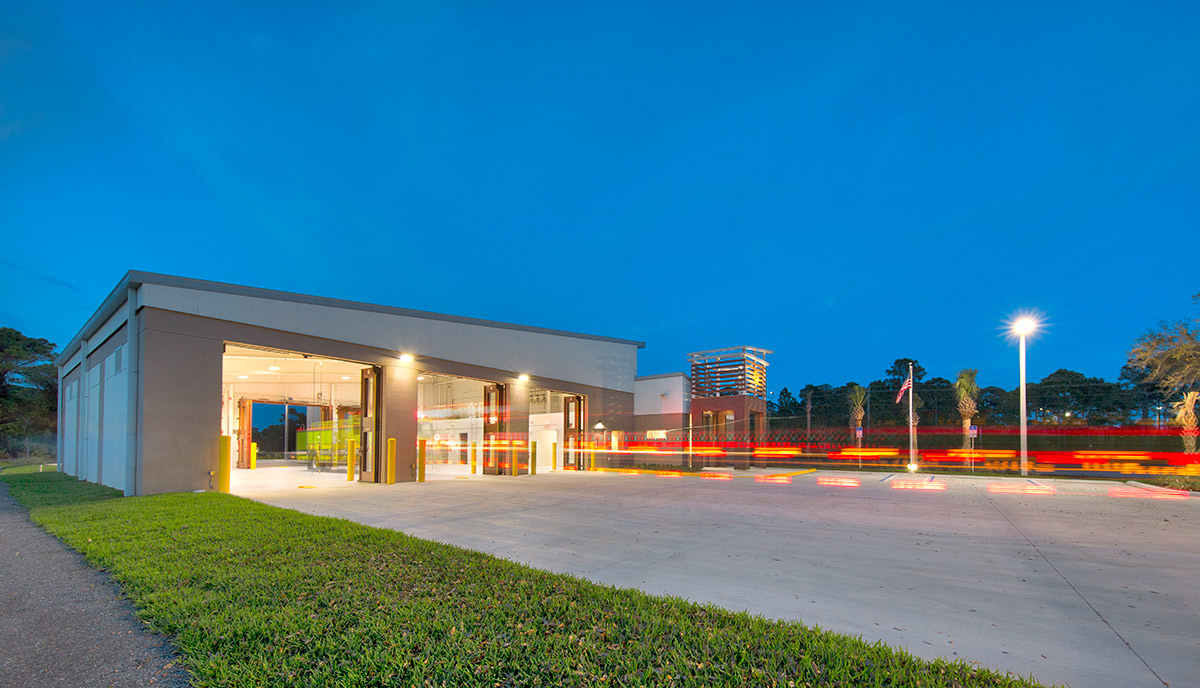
[
  {"xmin": 855, "ymin": 427, "xmax": 863, "ymax": 468},
  {"xmin": 968, "ymin": 425, "xmax": 979, "ymax": 471}
]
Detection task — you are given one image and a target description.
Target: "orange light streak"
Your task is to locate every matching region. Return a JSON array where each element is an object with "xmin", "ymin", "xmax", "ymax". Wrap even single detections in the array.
[
  {"xmin": 753, "ymin": 448, "xmax": 800, "ymax": 457},
  {"xmin": 832, "ymin": 448, "xmax": 900, "ymax": 457},
  {"xmin": 1108, "ymin": 487, "xmax": 1189, "ymax": 500},
  {"xmin": 817, "ymin": 476, "xmax": 861, "ymax": 488},
  {"xmin": 754, "ymin": 475, "xmax": 792, "ymax": 484},
  {"xmin": 700, "ymin": 472, "xmax": 733, "ymax": 481}
]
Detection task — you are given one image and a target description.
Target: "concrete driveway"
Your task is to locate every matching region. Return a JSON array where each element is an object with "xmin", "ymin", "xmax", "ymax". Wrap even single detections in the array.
[{"xmin": 232, "ymin": 467, "xmax": 1198, "ymax": 688}]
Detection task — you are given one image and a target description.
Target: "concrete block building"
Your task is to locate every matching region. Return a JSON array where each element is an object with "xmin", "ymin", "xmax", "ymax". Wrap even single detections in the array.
[
  {"xmin": 54, "ymin": 272, "xmax": 642, "ymax": 495},
  {"xmin": 633, "ymin": 373, "xmax": 691, "ymax": 437}
]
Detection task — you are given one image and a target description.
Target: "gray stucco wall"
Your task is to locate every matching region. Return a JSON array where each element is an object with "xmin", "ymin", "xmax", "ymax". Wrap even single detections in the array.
[{"xmin": 137, "ymin": 310, "xmax": 223, "ymax": 495}]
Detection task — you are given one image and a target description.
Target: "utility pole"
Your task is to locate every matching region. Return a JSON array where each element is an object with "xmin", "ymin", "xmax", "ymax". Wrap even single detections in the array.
[{"xmin": 805, "ymin": 394, "xmax": 812, "ymax": 448}]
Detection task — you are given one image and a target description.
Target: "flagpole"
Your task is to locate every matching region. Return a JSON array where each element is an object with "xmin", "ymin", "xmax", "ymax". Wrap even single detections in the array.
[{"xmin": 908, "ymin": 362, "xmax": 916, "ymax": 471}]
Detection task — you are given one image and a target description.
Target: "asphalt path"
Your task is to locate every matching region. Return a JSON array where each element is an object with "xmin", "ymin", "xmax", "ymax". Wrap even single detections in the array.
[
  {"xmin": 235, "ymin": 466, "xmax": 1199, "ymax": 688},
  {"xmin": 0, "ymin": 479, "xmax": 190, "ymax": 687}
]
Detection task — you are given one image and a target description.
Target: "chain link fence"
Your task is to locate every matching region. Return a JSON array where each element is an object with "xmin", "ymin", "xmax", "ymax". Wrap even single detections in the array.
[{"xmin": 2, "ymin": 433, "xmax": 56, "ymax": 466}]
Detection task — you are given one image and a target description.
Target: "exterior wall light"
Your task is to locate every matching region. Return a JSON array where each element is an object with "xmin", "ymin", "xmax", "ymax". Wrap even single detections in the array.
[
  {"xmin": 400, "ymin": 354, "xmax": 414, "ymax": 363},
  {"xmin": 518, "ymin": 374, "xmax": 529, "ymax": 382}
]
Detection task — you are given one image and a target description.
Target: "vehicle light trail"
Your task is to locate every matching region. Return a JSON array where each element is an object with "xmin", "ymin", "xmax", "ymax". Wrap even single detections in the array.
[
  {"xmin": 1108, "ymin": 487, "xmax": 1189, "ymax": 500},
  {"xmin": 817, "ymin": 476, "xmax": 861, "ymax": 488}
]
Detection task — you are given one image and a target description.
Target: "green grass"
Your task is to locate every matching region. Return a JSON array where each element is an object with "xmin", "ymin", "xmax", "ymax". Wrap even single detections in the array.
[
  {"xmin": 1135, "ymin": 475, "xmax": 1200, "ymax": 491},
  {"xmin": 1, "ymin": 467, "xmax": 1050, "ymax": 688}
]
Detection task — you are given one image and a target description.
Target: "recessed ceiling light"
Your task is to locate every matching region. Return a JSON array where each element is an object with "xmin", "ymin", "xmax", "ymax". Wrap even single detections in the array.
[
  {"xmin": 341, "ymin": 376, "xmax": 351, "ymax": 381},
  {"xmin": 269, "ymin": 365, "xmax": 280, "ymax": 371},
  {"xmin": 238, "ymin": 375, "xmax": 249, "ymax": 380},
  {"xmin": 417, "ymin": 376, "xmax": 425, "ymax": 381}
]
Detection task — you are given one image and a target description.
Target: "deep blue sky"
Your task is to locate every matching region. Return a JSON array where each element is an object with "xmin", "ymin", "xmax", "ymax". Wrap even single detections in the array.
[{"xmin": 3, "ymin": 2, "xmax": 1197, "ymax": 391}]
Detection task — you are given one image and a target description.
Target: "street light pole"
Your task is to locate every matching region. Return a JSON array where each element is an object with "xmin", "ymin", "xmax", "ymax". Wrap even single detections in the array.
[
  {"xmin": 1019, "ymin": 333, "xmax": 1028, "ymax": 476},
  {"xmin": 1010, "ymin": 315, "xmax": 1040, "ymax": 477}
]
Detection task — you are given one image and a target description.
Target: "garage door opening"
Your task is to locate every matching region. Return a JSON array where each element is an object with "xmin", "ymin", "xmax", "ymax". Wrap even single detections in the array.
[
  {"xmin": 416, "ymin": 373, "xmax": 586, "ymax": 478},
  {"xmin": 221, "ymin": 344, "xmax": 370, "ymax": 489}
]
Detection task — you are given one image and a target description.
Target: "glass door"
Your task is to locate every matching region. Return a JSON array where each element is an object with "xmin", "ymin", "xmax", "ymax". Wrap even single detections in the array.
[
  {"xmin": 482, "ymin": 383, "xmax": 507, "ymax": 475},
  {"xmin": 563, "ymin": 395, "xmax": 584, "ymax": 470},
  {"xmin": 360, "ymin": 367, "xmax": 379, "ymax": 482}
]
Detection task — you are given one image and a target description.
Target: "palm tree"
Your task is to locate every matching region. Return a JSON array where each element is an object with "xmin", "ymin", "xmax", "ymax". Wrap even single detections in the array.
[
  {"xmin": 954, "ymin": 369, "xmax": 980, "ymax": 450},
  {"xmin": 1171, "ymin": 391, "xmax": 1198, "ymax": 454},
  {"xmin": 906, "ymin": 392, "xmax": 925, "ymax": 428},
  {"xmin": 847, "ymin": 385, "xmax": 867, "ymax": 448}
]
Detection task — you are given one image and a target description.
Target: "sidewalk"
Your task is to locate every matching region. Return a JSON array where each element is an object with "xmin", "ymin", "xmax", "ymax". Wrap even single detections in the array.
[{"xmin": 0, "ymin": 479, "xmax": 190, "ymax": 687}]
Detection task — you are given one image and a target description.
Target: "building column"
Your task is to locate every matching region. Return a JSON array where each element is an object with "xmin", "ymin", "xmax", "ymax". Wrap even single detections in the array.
[
  {"xmin": 380, "ymin": 363, "xmax": 417, "ymax": 482},
  {"xmin": 124, "ymin": 288, "xmax": 140, "ymax": 496},
  {"xmin": 77, "ymin": 335, "xmax": 89, "ymax": 481},
  {"xmin": 508, "ymin": 377, "xmax": 530, "ymax": 472}
]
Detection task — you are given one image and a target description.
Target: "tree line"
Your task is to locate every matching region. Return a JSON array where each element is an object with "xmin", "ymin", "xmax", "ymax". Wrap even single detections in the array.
[{"xmin": 768, "ymin": 359, "xmax": 1168, "ymax": 429}]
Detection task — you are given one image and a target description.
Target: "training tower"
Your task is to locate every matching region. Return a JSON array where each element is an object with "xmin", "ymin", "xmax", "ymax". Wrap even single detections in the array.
[{"xmin": 687, "ymin": 346, "xmax": 771, "ymax": 441}]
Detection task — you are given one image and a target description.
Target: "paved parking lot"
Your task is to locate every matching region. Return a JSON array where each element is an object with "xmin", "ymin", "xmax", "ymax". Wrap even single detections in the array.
[{"xmin": 233, "ymin": 467, "xmax": 1198, "ymax": 688}]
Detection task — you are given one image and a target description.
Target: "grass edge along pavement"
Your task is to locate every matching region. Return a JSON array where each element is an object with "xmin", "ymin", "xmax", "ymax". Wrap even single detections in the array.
[{"xmin": 0, "ymin": 467, "xmax": 1053, "ymax": 688}]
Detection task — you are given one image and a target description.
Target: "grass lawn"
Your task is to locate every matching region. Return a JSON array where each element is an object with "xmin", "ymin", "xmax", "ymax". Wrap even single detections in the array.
[{"xmin": 1, "ymin": 467, "xmax": 1050, "ymax": 688}]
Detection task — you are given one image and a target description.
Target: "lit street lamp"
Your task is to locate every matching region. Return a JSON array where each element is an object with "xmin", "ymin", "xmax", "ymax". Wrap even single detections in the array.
[{"xmin": 1010, "ymin": 315, "xmax": 1041, "ymax": 476}]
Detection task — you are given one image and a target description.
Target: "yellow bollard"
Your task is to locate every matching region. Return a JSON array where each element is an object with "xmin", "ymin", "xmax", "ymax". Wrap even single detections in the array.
[
  {"xmin": 418, "ymin": 439, "xmax": 426, "ymax": 483},
  {"xmin": 387, "ymin": 438, "xmax": 396, "ymax": 485},
  {"xmin": 470, "ymin": 442, "xmax": 477, "ymax": 474},
  {"xmin": 511, "ymin": 443, "xmax": 519, "ymax": 476},
  {"xmin": 250, "ymin": 442, "xmax": 258, "ymax": 470},
  {"xmin": 530, "ymin": 440, "xmax": 537, "ymax": 476},
  {"xmin": 552, "ymin": 442, "xmax": 557, "ymax": 471},
  {"xmin": 218, "ymin": 435, "xmax": 232, "ymax": 493},
  {"xmin": 347, "ymin": 439, "xmax": 357, "ymax": 481},
  {"xmin": 590, "ymin": 449, "xmax": 595, "ymax": 472}
]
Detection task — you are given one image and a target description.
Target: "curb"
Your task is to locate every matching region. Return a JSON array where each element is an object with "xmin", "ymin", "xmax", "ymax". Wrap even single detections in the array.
[{"xmin": 1126, "ymin": 480, "xmax": 1200, "ymax": 497}]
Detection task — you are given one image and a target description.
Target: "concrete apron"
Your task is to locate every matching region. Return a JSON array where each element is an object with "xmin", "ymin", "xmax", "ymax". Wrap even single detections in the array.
[{"xmin": 232, "ymin": 467, "xmax": 1198, "ymax": 688}]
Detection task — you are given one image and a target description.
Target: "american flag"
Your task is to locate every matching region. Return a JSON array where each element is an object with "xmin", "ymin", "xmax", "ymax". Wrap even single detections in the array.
[{"xmin": 894, "ymin": 375, "xmax": 912, "ymax": 404}]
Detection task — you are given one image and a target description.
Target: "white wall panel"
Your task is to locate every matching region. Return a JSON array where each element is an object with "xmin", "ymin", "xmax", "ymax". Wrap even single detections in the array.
[
  {"xmin": 101, "ymin": 355, "xmax": 128, "ymax": 492},
  {"xmin": 90, "ymin": 304, "xmax": 129, "ymax": 353},
  {"xmin": 635, "ymin": 375, "xmax": 690, "ymax": 415},
  {"xmin": 61, "ymin": 349, "xmax": 83, "ymax": 376},
  {"xmin": 62, "ymin": 380, "xmax": 78, "ymax": 475},
  {"xmin": 141, "ymin": 285, "xmax": 638, "ymax": 392},
  {"xmin": 85, "ymin": 365, "xmax": 101, "ymax": 482},
  {"xmin": 139, "ymin": 284, "xmax": 199, "ymax": 315}
]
